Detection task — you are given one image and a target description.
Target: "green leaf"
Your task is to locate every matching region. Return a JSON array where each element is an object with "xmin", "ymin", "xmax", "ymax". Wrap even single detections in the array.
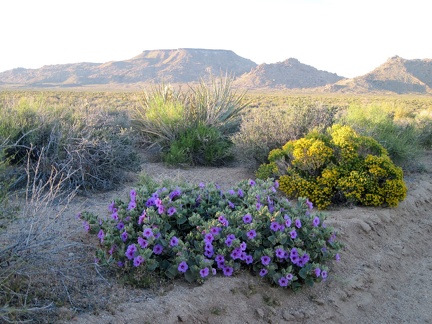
[
  {"xmin": 184, "ymin": 270, "xmax": 195, "ymax": 283},
  {"xmin": 299, "ymin": 267, "xmax": 308, "ymax": 279},
  {"xmin": 176, "ymin": 215, "xmax": 188, "ymax": 225}
]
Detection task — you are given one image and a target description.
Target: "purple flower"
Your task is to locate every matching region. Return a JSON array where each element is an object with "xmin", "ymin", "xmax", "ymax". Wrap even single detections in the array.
[
  {"xmin": 154, "ymin": 198, "xmax": 162, "ymax": 207},
  {"xmin": 97, "ymin": 229, "xmax": 104, "ymax": 242},
  {"xmin": 83, "ymin": 221, "xmax": 90, "ymax": 232},
  {"xmin": 210, "ymin": 227, "xmax": 221, "ymax": 235},
  {"xmin": 270, "ymin": 222, "xmax": 280, "ymax": 232},
  {"xmin": 117, "ymin": 222, "xmax": 124, "ymax": 230},
  {"xmin": 125, "ymin": 244, "xmax": 137, "ymax": 260},
  {"xmin": 284, "ymin": 215, "xmax": 292, "ymax": 227},
  {"xmin": 153, "ymin": 244, "xmax": 163, "ymax": 255},
  {"xmin": 295, "ymin": 219, "xmax": 302, "ymax": 228},
  {"xmin": 143, "ymin": 227, "xmax": 153, "ymax": 238},
  {"xmin": 138, "ymin": 212, "xmax": 146, "ymax": 225},
  {"xmin": 242, "ymin": 214, "xmax": 252, "ymax": 224},
  {"xmin": 321, "ymin": 271, "xmax": 328, "ymax": 279},
  {"xmin": 111, "ymin": 212, "xmax": 119, "ymax": 221},
  {"xmin": 225, "ymin": 238, "xmax": 233, "ymax": 247},
  {"xmin": 248, "ymin": 179, "xmax": 256, "ymax": 186},
  {"xmin": 157, "ymin": 205, "xmax": 165, "ymax": 215},
  {"xmin": 222, "ymin": 266, "xmax": 234, "ymax": 276},
  {"xmin": 215, "ymin": 255, "xmax": 225, "ymax": 263},
  {"xmin": 286, "ymin": 273, "xmax": 293, "ymax": 281},
  {"xmin": 270, "ymin": 186, "xmax": 276, "ymax": 193},
  {"xmin": 205, "ymin": 242, "xmax": 213, "ymax": 252},
  {"xmin": 145, "ymin": 197, "xmax": 155, "ymax": 207},
  {"xmin": 121, "ymin": 231, "xmax": 128, "ymax": 242},
  {"xmin": 245, "ymin": 255, "xmax": 253, "ymax": 264},
  {"xmin": 274, "ymin": 180, "xmax": 279, "ymax": 189},
  {"xmin": 275, "ymin": 248, "xmax": 285, "ymax": 259},
  {"xmin": 138, "ymin": 237, "xmax": 148, "ymax": 248},
  {"xmin": 167, "ymin": 206, "xmax": 176, "ymax": 216},
  {"xmin": 127, "ymin": 200, "xmax": 137, "ymax": 210},
  {"xmin": 314, "ymin": 268, "xmax": 321, "ymax": 277},
  {"xmin": 237, "ymin": 189, "xmax": 244, "ymax": 198},
  {"xmin": 178, "ymin": 261, "xmax": 188, "ymax": 273},
  {"xmin": 259, "ymin": 268, "xmax": 268, "ymax": 277},
  {"xmin": 256, "ymin": 203, "xmax": 262, "ymax": 210},
  {"xmin": 199, "ymin": 182, "xmax": 205, "ymax": 189},
  {"xmin": 335, "ymin": 253, "xmax": 341, "ymax": 262},
  {"xmin": 108, "ymin": 245, "xmax": 116, "ymax": 255},
  {"xmin": 170, "ymin": 236, "xmax": 179, "ymax": 247},
  {"xmin": 261, "ymin": 255, "xmax": 271, "ymax": 266},
  {"xmin": 200, "ymin": 268, "xmax": 209, "ymax": 278},
  {"xmin": 240, "ymin": 242, "xmax": 247, "ymax": 251},
  {"xmin": 133, "ymin": 255, "xmax": 144, "ymax": 267},
  {"xmin": 290, "ymin": 229, "xmax": 297, "ymax": 239},
  {"xmin": 228, "ymin": 189, "xmax": 236, "ymax": 196},
  {"xmin": 218, "ymin": 215, "xmax": 228, "ymax": 227},
  {"xmin": 290, "ymin": 248, "xmax": 298, "ymax": 257},
  {"xmin": 154, "ymin": 232, "xmax": 161, "ymax": 239},
  {"xmin": 306, "ymin": 199, "xmax": 313, "ymax": 210},
  {"xmin": 227, "ymin": 234, "xmax": 236, "ymax": 240},
  {"xmin": 130, "ymin": 189, "xmax": 137, "ymax": 200},
  {"xmin": 212, "ymin": 268, "xmax": 217, "ymax": 275},
  {"xmin": 228, "ymin": 201, "xmax": 235, "ymax": 209},
  {"xmin": 117, "ymin": 261, "xmax": 124, "ymax": 267},
  {"xmin": 231, "ymin": 248, "xmax": 242, "ymax": 260},
  {"xmin": 204, "ymin": 250, "xmax": 214, "ymax": 258},
  {"xmin": 278, "ymin": 277, "xmax": 289, "ymax": 287},
  {"xmin": 217, "ymin": 261, "xmax": 225, "ymax": 269},
  {"xmin": 204, "ymin": 233, "xmax": 214, "ymax": 243},
  {"xmin": 108, "ymin": 201, "xmax": 116, "ymax": 213},
  {"xmin": 312, "ymin": 216, "xmax": 320, "ymax": 227},
  {"xmin": 247, "ymin": 230, "xmax": 257, "ymax": 240},
  {"xmin": 169, "ymin": 189, "xmax": 181, "ymax": 200}
]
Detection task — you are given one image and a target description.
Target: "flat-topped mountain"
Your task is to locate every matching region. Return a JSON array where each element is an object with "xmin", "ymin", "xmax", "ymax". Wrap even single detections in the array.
[
  {"xmin": 234, "ymin": 58, "xmax": 344, "ymax": 89},
  {"xmin": 325, "ymin": 56, "xmax": 432, "ymax": 94},
  {"xmin": 0, "ymin": 49, "xmax": 257, "ymax": 86}
]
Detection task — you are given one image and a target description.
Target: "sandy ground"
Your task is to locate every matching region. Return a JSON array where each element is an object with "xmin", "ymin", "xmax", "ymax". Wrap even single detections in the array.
[{"xmin": 57, "ymin": 153, "xmax": 432, "ymax": 324}]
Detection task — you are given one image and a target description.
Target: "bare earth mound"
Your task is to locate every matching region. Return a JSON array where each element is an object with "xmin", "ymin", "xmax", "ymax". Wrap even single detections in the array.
[{"xmin": 62, "ymin": 153, "xmax": 432, "ymax": 324}]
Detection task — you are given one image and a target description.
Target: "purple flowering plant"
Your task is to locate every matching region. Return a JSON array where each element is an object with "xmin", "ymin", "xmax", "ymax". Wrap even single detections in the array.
[{"xmin": 80, "ymin": 177, "xmax": 342, "ymax": 289}]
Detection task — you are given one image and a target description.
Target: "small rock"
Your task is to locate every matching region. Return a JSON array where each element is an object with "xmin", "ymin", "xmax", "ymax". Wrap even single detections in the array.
[
  {"xmin": 256, "ymin": 308, "xmax": 265, "ymax": 318},
  {"xmin": 358, "ymin": 220, "xmax": 371, "ymax": 233},
  {"xmin": 282, "ymin": 310, "xmax": 295, "ymax": 320}
]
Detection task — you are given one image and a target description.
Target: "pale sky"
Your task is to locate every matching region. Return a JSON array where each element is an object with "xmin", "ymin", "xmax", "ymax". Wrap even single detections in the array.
[{"xmin": 1, "ymin": 0, "xmax": 430, "ymax": 78}]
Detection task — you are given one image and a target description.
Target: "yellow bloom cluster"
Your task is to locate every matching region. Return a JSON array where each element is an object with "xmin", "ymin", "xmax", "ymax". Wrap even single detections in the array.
[{"xmin": 257, "ymin": 124, "xmax": 407, "ymax": 209}]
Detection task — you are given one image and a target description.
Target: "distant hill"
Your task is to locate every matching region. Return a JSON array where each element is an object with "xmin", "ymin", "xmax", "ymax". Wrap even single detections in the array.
[
  {"xmin": 324, "ymin": 56, "xmax": 432, "ymax": 94},
  {"xmin": 1, "ymin": 51, "xmax": 431, "ymax": 94},
  {"xmin": 0, "ymin": 49, "xmax": 257, "ymax": 87},
  {"xmin": 234, "ymin": 58, "xmax": 344, "ymax": 89}
]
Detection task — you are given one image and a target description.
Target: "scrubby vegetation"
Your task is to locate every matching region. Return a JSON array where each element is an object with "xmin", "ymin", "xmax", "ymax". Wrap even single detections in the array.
[
  {"xmin": 1, "ymin": 87, "xmax": 432, "ymax": 321},
  {"xmin": 256, "ymin": 125, "xmax": 407, "ymax": 209}
]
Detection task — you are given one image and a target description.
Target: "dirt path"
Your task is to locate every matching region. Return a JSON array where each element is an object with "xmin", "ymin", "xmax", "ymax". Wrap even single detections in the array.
[{"xmin": 62, "ymin": 155, "xmax": 432, "ymax": 324}]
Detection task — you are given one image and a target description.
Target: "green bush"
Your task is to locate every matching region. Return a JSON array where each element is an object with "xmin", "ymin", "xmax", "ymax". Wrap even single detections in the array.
[
  {"xmin": 132, "ymin": 76, "xmax": 248, "ymax": 165},
  {"xmin": 338, "ymin": 103, "xmax": 424, "ymax": 170},
  {"xmin": 80, "ymin": 178, "xmax": 342, "ymax": 290},
  {"xmin": 163, "ymin": 124, "xmax": 233, "ymax": 166},
  {"xmin": 257, "ymin": 124, "xmax": 407, "ymax": 209},
  {"xmin": 232, "ymin": 103, "xmax": 338, "ymax": 166}
]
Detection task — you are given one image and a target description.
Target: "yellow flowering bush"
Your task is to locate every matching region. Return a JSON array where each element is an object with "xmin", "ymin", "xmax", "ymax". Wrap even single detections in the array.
[{"xmin": 257, "ymin": 124, "xmax": 407, "ymax": 209}]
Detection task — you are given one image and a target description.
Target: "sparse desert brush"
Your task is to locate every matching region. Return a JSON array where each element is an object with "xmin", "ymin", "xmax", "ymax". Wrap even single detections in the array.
[
  {"xmin": 257, "ymin": 124, "xmax": 407, "ymax": 209},
  {"xmin": 338, "ymin": 102, "xmax": 427, "ymax": 170},
  {"xmin": 232, "ymin": 102, "xmax": 338, "ymax": 166},
  {"xmin": 0, "ymin": 93, "xmax": 139, "ymax": 191}
]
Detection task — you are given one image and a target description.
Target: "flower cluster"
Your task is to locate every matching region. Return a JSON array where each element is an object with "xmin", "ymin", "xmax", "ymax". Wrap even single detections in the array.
[
  {"xmin": 257, "ymin": 124, "xmax": 407, "ymax": 209},
  {"xmin": 80, "ymin": 178, "xmax": 342, "ymax": 289}
]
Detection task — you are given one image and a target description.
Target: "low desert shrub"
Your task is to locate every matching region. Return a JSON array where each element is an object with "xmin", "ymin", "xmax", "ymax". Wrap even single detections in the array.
[
  {"xmin": 80, "ymin": 177, "xmax": 342, "ymax": 290},
  {"xmin": 338, "ymin": 103, "xmax": 424, "ymax": 170},
  {"xmin": 163, "ymin": 124, "xmax": 233, "ymax": 166},
  {"xmin": 232, "ymin": 103, "xmax": 338, "ymax": 166},
  {"xmin": 0, "ymin": 96, "xmax": 139, "ymax": 191},
  {"xmin": 256, "ymin": 124, "xmax": 407, "ymax": 209},
  {"xmin": 132, "ymin": 76, "xmax": 248, "ymax": 166}
]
